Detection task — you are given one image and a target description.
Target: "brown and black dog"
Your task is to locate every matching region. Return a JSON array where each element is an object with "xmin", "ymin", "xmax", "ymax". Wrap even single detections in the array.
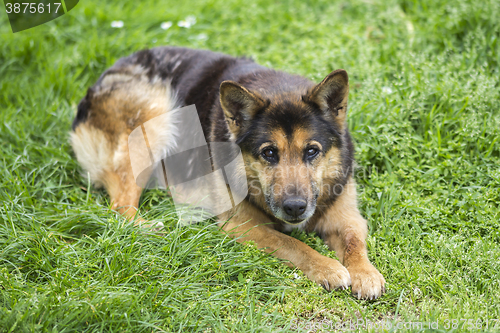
[{"xmin": 70, "ymin": 47, "xmax": 385, "ymax": 299}]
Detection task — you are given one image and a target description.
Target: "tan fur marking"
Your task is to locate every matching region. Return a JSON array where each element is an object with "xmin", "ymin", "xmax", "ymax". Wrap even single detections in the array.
[
  {"xmin": 290, "ymin": 127, "xmax": 312, "ymax": 153},
  {"xmin": 313, "ymin": 177, "xmax": 385, "ymax": 299},
  {"xmin": 269, "ymin": 128, "xmax": 287, "ymax": 153},
  {"xmin": 316, "ymin": 146, "xmax": 344, "ymax": 198},
  {"xmin": 313, "ymin": 177, "xmax": 367, "ymax": 256}
]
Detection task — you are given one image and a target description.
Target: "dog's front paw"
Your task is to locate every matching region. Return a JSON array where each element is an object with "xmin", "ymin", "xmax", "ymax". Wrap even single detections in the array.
[
  {"xmin": 306, "ymin": 256, "xmax": 351, "ymax": 291},
  {"xmin": 348, "ymin": 262, "xmax": 385, "ymax": 300}
]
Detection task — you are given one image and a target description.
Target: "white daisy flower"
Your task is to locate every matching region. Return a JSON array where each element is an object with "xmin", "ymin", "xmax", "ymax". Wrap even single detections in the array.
[
  {"xmin": 161, "ymin": 21, "xmax": 173, "ymax": 30},
  {"xmin": 110, "ymin": 20, "xmax": 124, "ymax": 28},
  {"xmin": 178, "ymin": 15, "xmax": 196, "ymax": 28}
]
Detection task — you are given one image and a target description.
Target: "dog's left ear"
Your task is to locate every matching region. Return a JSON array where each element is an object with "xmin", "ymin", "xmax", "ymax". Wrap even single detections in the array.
[{"xmin": 303, "ymin": 69, "xmax": 349, "ymax": 132}]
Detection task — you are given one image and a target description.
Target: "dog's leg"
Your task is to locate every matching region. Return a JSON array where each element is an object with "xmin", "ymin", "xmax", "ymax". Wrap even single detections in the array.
[
  {"xmin": 219, "ymin": 201, "xmax": 351, "ymax": 291},
  {"xmin": 316, "ymin": 177, "xmax": 385, "ymax": 299},
  {"xmin": 103, "ymin": 169, "xmax": 147, "ymax": 224},
  {"xmin": 104, "ymin": 153, "xmax": 146, "ymax": 223}
]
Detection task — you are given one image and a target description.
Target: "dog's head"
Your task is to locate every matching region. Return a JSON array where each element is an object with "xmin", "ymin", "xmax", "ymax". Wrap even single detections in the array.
[{"xmin": 220, "ymin": 70, "xmax": 352, "ymax": 225}]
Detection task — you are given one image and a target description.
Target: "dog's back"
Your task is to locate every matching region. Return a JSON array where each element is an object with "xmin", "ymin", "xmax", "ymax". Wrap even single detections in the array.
[{"xmin": 73, "ymin": 47, "xmax": 259, "ymax": 135}]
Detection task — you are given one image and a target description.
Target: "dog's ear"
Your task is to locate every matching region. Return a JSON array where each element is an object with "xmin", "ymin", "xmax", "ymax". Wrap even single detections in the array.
[
  {"xmin": 220, "ymin": 81, "xmax": 268, "ymax": 135},
  {"xmin": 303, "ymin": 69, "xmax": 349, "ymax": 132}
]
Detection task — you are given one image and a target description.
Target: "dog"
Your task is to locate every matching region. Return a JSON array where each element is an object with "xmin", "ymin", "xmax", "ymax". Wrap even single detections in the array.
[{"xmin": 70, "ymin": 46, "xmax": 386, "ymax": 299}]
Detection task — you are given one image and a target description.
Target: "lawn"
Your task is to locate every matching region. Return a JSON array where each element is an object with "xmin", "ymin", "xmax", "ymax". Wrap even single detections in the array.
[{"xmin": 0, "ymin": 0, "xmax": 499, "ymax": 331}]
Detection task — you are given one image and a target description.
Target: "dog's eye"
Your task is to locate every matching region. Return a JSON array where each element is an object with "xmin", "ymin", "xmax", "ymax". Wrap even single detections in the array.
[
  {"xmin": 305, "ymin": 147, "xmax": 319, "ymax": 160},
  {"xmin": 261, "ymin": 148, "xmax": 277, "ymax": 162}
]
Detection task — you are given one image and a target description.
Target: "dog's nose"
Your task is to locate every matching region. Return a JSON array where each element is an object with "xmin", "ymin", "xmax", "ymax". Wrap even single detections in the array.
[{"xmin": 283, "ymin": 197, "xmax": 307, "ymax": 218}]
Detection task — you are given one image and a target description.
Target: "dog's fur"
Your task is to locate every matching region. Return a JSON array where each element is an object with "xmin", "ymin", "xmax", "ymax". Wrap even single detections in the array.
[{"xmin": 70, "ymin": 46, "xmax": 385, "ymax": 299}]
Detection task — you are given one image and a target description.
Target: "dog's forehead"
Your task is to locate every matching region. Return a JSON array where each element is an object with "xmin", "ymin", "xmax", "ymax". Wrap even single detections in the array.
[
  {"xmin": 267, "ymin": 126, "xmax": 312, "ymax": 151},
  {"xmin": 261, "ymin": 99, "xmax": 336, "ymax": 146},
  {"xmin": 263, "ymin": 99, "xmax": 312, "ymax": 132}
]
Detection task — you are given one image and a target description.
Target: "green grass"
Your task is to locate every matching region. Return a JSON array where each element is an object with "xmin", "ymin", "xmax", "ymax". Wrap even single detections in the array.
[{"xmin": 1, "ymin": 0, "xmax": 499, "ymax": 331}]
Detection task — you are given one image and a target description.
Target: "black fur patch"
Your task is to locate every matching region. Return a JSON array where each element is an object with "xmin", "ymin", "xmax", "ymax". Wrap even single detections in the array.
[
  {"xmin": 72, "ymin": 88, "xmax": 92, "ymax": 130},
  {"xmin": 183, "ymin": 57, "xmax": 237, "ymax": 137}
]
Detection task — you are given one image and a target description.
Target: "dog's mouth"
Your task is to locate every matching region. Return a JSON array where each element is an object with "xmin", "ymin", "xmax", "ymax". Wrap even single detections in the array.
[
  {"xmin": 273, "ymin": 208, "xmax": 315, "ymax": 225},
  {"xmin": 281, "ymin": 218, "xmax": 308, "ymax": 225}
]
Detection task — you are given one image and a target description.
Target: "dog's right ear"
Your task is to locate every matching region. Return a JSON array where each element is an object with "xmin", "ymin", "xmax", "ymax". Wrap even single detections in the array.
[
  {"xmin": 303, "ymin": 69, "xmax": 349, "ymax": 133},
  {"xmin": 220, "ymin": 81, "xmax": 268, "ymax": 135}
]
